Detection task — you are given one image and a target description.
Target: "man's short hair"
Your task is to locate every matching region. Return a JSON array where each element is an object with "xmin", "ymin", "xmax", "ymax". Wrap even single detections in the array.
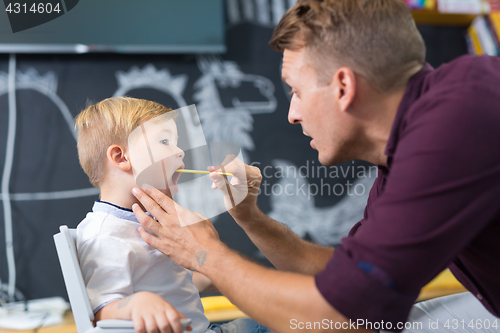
[
  {"xmin": 75, "ymin": 97, "xmax": 175, "ymax": 188},
  {"xmin": 269, "ymin": 0, "xmax": 426, "ymax": 92}
]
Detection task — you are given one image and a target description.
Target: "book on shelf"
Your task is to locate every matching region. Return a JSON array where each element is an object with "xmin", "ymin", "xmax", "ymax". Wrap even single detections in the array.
[
  {"xmin": 404, "ymin": 0, "xmax": 499, "ymax": 13},
  {"xmin": 438, "ymin": 0, "xmax": 491, "ymax": 14},
  {"xmin": 467, "ymin": 14, "xmax": 500, "ymax": 55},
  {"xmin": 490, "ymin": 11, "xmax": 500, "ymax": 34},
  {"xmin": 489, "ymin": 0, "xmax": 500, "ymax": 11},
  {"xmin": 404, "ymin": 0, "xmax": 436, "ymax": 10},
  {"xmin": 485, "ymin": 15, "xmax": 500, "ymax": 48},
  {"xmin": 467, "ymin": 24, "xmax": 485, "ymax": 54}
]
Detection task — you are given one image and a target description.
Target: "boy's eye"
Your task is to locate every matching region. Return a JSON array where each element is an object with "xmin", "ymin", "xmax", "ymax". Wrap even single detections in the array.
[{"xmin": 160, "ymin": 139, "xmax": 169, "ymax": 146}]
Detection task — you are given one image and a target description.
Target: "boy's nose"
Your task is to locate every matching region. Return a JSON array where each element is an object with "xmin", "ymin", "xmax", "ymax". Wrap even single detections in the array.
[{"xmin": 177, "ymin": 147, "xmax": 185, "ymax": 159}]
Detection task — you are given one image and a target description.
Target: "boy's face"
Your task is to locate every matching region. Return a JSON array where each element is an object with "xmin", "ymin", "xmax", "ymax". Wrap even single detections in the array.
[{"xmin": 128, "ymin": 117, "xmax": 185, "ymax": 197}]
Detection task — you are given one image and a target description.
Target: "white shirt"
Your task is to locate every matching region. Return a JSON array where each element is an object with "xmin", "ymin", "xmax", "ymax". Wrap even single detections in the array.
[{"xmin": 77, "ymin": 201, "xmax": 209, "ymax": 333}]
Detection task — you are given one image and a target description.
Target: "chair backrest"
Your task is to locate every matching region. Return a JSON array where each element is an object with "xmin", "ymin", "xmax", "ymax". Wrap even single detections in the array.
[{"xmin": 54, "ymin": 225, "xmax": 95, "ymax": 333}]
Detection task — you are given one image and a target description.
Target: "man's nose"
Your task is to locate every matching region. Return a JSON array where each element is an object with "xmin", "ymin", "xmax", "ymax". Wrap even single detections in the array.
[{"xmin": 288, "ymin": 94, "xmax": 301, "ymax": 125}]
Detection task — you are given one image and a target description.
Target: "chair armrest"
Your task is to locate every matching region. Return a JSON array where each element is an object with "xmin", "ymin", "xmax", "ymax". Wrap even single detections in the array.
[
  {"xmin": 96, "ymin": 318, "xmax": 191, "ymax": 330},
  {"xmin": 96, "ymin": 320, "xmax": 135, "ymax": 329}
]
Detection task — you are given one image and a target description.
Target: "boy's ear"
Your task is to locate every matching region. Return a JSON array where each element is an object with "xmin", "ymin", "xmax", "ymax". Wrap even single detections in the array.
[{"xmin": 106, "ymin": 145, "xmax": 132, "ymax": 171}]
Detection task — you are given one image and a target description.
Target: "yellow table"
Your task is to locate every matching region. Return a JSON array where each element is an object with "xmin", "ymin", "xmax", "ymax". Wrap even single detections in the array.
[{"xmin": 418, "ymin": 269, "xmax": 467, "ymax": 301}]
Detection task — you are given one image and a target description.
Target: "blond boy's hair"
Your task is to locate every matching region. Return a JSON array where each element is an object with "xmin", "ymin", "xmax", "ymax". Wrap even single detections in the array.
[
  {"xmin": 269, "ymin": 0, "xmax": 426, "ymax": 92},
  {"xmin": 75, "ymin": 97, "xmax": 175, "ymax": 188}
]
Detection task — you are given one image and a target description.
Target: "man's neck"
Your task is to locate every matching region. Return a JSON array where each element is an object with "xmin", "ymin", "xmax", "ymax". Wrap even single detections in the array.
[{"xmin": 355, "ymin": 85, "xmax": 407, "ymax": 167}]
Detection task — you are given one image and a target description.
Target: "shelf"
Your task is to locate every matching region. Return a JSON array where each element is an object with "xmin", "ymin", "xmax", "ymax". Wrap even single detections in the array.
[{"xmin": 411, "ymin": 10, "xmax": 476, "ymax": 26}]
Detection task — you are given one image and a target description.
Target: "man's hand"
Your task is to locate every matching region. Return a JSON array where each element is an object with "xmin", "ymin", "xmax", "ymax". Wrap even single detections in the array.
[
  {"xmin": 210, "ymin": 155, "xmax": 334, "ymax": 274},
  {"xmin": 96, "ymin": 292, "xmax": 191, "ymax": 333},
  {"xmin": 208, "ymin": 154, "xmax": 263, "ymax": 222},
  {"xmin": 132, "ymin": 187, "xmax": 221, "ymax": 271}
]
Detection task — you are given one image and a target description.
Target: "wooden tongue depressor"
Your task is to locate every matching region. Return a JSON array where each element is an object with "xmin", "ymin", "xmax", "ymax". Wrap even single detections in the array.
[{"xmin": 176, "ymin": 169, "xmax": 233, "ymax": 176}]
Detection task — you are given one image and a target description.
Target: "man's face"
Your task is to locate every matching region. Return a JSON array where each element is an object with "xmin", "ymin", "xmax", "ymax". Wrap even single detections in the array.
[
  {"xmin": 128, "ymin": 118, "xmax": 185, "ymax": 197},
  {"xmin": 282, "ymin": 48, "xmax": 353, "ymax": 166}
]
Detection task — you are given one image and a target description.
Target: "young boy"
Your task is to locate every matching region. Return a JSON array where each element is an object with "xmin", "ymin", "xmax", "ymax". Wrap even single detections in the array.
[
  {"xmin": 75, "ymin": 97, "xmax": 269, "ymax": 333},
  {"xmin": 75, "ymin": 97, "xmax": 208, "ymax": 333}
]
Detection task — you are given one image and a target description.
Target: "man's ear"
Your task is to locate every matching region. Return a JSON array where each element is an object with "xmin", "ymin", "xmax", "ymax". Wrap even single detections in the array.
[
  {"xmin": 333, "ymin": 67, "xmax": 356, "ymax": 112},
  {"xmin": 106, "ymin": 145, "xmax": 131, "ymax": 171}
]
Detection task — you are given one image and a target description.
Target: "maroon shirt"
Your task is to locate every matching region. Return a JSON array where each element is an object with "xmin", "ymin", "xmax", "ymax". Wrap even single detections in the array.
[{"xmin": 315, "ymin": 55, "xmax": 500, "ymax": 330}]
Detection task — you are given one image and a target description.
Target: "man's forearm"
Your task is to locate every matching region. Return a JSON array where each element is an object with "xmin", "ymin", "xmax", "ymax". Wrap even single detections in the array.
[
  {"xmin": 192, "ymin": 271, "xmax": 216, "ymax": 292},
  {"xmin": 233, "ymin": 209, "xmax": 334, "ymax": 275},
  {"xmin": 196, "ymin": 243, "xmax": 368, "ymax": 333}
]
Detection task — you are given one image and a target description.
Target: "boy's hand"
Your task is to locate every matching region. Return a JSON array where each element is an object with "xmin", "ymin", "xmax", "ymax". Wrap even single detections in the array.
[{"xmin": 96, "ymin": 292, "xmax": 192, "ymax": 333}]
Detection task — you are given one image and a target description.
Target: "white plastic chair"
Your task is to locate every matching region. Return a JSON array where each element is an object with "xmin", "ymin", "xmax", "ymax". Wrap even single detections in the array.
[{"xmin": 53, "ymin": 225, "xmax": 190, "ymax": 333}]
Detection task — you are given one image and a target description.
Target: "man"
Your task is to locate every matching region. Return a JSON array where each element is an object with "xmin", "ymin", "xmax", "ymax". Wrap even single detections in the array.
[{"xmin": 131, "ymin": 0, "xmax": 500, "ymax": 331}]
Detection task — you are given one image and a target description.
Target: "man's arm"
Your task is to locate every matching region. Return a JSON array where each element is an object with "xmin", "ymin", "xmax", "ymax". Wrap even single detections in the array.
[
  {"xmin": 196, "ymin": 242, "xmax": 362, "ymax": 333},
  {"xmin": 132, "ymin": 188, "xmax": 370, "ymax": 333},
  {"xmin": 191, "ymin": 271, "xmax": 217, "ymax": 292},
  {"xmin": 236, "ymin": 208, "xmax": 334, "ymax": 274},
  {"xmin": 209, "ymin": 159, "xmax": 333, "ymax": 275}
]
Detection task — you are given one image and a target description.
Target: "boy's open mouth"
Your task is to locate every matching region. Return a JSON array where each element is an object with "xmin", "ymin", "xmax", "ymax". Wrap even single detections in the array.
[{"xmin": 172, "ymin": 163, "xmax": 185, "ymax": 185}]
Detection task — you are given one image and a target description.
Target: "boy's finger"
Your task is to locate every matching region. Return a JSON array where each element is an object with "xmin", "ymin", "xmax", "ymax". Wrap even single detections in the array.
[
  {"xmin": 144, "ymin": 314, "xmax": 160, "ymax": 333},
  {"xmin": 132, "ymin": 203, "xmax": 161, "ymax": 235},
  {"xmin": 132, "ymin": 316, "xmax": 146, "ymax": 333},
  {"xmin": 165, "ymin": 311, "xmax": 183, "ymax": 333},
  {"xmin": 154, "ymin": 313, "xmax": 172, "ymax": 333}
]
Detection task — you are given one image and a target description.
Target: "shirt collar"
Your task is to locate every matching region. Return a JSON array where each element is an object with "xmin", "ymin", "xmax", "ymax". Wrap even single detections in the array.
[
  {"xmin": 92, "ymin": 201, "xmax": 139, "ymax": 223},
  {"xmin": 385, "ymin": 63, "xmax": 434, "ymax": 158}
]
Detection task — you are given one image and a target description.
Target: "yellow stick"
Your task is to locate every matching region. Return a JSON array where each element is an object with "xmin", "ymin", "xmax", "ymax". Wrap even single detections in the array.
[{"xmin": 176, "ymin": 169, "xmax": 233, "ymax": 176}]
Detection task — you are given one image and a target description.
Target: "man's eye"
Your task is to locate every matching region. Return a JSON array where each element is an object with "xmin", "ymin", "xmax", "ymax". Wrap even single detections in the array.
[{"xmin": 160, "ymin": 139, "xmax": 169, "ymax": 145}]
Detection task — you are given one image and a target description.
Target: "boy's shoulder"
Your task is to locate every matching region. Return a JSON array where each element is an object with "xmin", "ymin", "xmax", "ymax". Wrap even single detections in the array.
[{"xmin": 76, "ymin": 210, "xmax": 141, "ymax": 245}]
